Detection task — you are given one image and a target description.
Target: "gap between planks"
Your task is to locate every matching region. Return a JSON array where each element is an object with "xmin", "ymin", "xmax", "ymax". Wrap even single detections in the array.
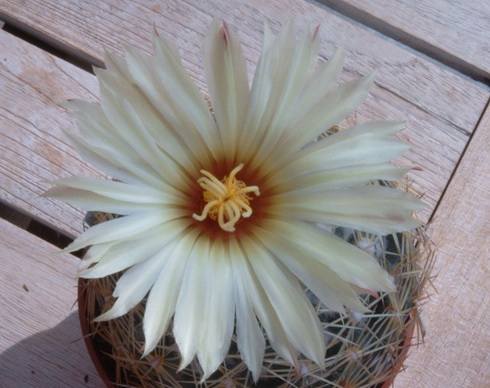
[
  {"xmin": 0, "ymin": 201, "xmax": 75, "ymax": 252},
  {"xmin": 0, "ymin": 13, "xmax": 102, "ymax": 73},
  {"xmin": 429, "ymin": 97, "xmax": 490, "ymax": 223},
  {"xmin": 314, "ymin": 0, "xmax": 490, "ymax": 86},
  {"xmin": 395, "ymin": 90, "xmax": 490, "ymax": 388}
]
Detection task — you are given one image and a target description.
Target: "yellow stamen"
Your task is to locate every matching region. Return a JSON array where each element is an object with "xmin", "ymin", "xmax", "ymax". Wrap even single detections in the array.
[{"xmin": 193, "ymin": 164, "xmax": 260, "ymax": 232}]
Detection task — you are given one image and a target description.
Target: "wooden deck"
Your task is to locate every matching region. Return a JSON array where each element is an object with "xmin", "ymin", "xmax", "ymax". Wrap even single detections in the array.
[{"xmin": 0, "ymin": 1, "xmax": 488, "ymax": 387}]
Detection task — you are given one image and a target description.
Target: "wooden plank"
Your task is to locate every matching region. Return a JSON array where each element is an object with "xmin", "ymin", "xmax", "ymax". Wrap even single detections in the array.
[
  {"xmin": 395, "ymin": 106, "xmax": 490, "ymax": 388},
  {"xmin": 0, "ymin": 8, "xmax": 484, "ymax": 229},
  {"xmin": 0, "ymin": 29, "xmax": 101, "ymax": 238},
  {"xmin": 318, "ymin": 0, "xmax": 490, "ymax": 81},
  {"xmin": 0, "ymin": 0, "xmax": 487, "ymax": 133},
  {"xmin": 0, "ymin": 218, "xmax": 103, "ymax": 387},
  {"xmin": 0, "ymin": 4, "xmax": 488, "ymax": 386}
]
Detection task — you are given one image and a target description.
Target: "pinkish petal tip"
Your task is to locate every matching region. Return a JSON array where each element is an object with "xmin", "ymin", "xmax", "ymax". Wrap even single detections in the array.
[
  {"xmin": 312, "ymin": 25, "xmax": 320, "ymax": 41},
  {"xmin": 221, "ymin": 20, "xmax": 229, "ymax": 46}
]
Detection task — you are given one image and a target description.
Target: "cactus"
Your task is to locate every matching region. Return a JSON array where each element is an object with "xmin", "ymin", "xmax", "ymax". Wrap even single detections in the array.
[{"xmin": 80, "ymin": 199, "xmax": 433, "ymax": 388}]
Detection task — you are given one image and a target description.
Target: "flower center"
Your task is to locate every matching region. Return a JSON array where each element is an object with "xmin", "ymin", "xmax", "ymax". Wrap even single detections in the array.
[{"xmin": 192, "ymin": 163, "xmax": 260, "ymax": 232}]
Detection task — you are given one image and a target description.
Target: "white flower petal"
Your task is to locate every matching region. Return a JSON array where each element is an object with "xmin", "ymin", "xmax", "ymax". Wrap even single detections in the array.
[
  {"xmin": 241, "ymin": 234, "xmax": 325, "ymax": 367},
  {"xmin": 44, "ymin": 186, "xmax": 159, "ymax": 215},
  {"xmin": 262, "ymin": 219, "xmax": 396, "ymax": 293},
  {"xmin": 123, "ymin": 43, "xmax": 220, "ymax": 167},
  {"xmin": 246, "ymin": 28, "xmax": 322, "ymax": 166},
  {"xmin": 78, "ymin": 241, "xmax": 114, "ymax": 271},
  {"xmin": 63, "ymin": 208, "xmax": 184, "ymax": 253},
  {"xmin": 230, "ymin": 245, "xmax": 265, "ymax": 382},
  {"xmin": 253, "ymin": 224, "xmax": 368, "ymax": 313},
  {"xmin": 96, "ymin": 76, "xmax": 193, "ymax": 190},
  {"xmin": 48, "ymin": 176, "xmax": 185, "ymax": 205},
  {"xmin": 271, "ymin": 163, "xmax": 410, "ymax": 194},
  {"xmin": 285, "ymin": 121, "xmax": 410, "ymax": 176},
  {"xmin": 95, "ymin": 62, "xmax": 209, "ymax": 180},
  {"xmin": 291, "ymin": 47, "xmax": 345, "ymax": 116},
  {"xmin": 280, "ymin": 72, "xmax": 375, "ymax": 153},
  {"xmin": 80, "ymin": 219, "xmax": 190, "ymax": 278},
  {"xmin": 64, "ymin": 130, "xmax": 174, "ymax": 192},
  {"xmin": 95, "ymin": 244, "xmax": 171, "ymax": 321},
  {"xmin": 237, "ymin": 21, "xmax": 292, "ymax": 158},
  {"xmin": 152, "ymin": 33, "xmax": 222, "ymax": 159},
  {"xmin": 240, "ymin": 22, "xmax": 321, "ymax": 165},
  {"xmin": 142, "ymin": 230, "xmax": 200, "ymax": 355},
  {"xmin": 64, "ymin": 100, "xmax": 134, "ymax": 154},
  {"xmin": 44, "ymin": 176, "xmax": 186, "ymax": 215},
  {"xmin": 173, "ymin": 236, "xmax": 210, "ymax": 370},
  {"xmin": 204, "ymin": 19, "xmax": 249, "ymax": 162},
  {"xmin": 95, "ymin": 65, "xmax": 199, "ymax": 177},
  {"xmin": 229, "ymin": 238, "xmax": 297, "ymax": 367},
  {"xmin": 270, "ymin": 185, "xmax": 423, "ymax": 235},
  {"xmin": 65, "ymin": 99, "xmax": 189, "ymax": 191},
  {"xmin": 197, "ymin": 241, "xmax": 235, "ymax": 380}
]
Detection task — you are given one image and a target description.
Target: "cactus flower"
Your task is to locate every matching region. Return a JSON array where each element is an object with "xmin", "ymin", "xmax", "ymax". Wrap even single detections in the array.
[{"xmin": 46, "ymin": 19, "xmax": 423, "ymax": 381}]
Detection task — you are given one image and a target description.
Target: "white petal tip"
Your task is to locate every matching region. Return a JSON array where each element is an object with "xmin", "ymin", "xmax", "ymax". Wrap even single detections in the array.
[
  {"xmin": 352, "ymin": 311, "xmax": 365, "ymax": 322},
  {"xmin": 59, "ymin": 246, "xmax": 78, "ymax": 254},
  {"xmin": 94, "ymin": 303, "xmax": 130, "ymax": 322},
  {"xmin": 141, "ymin": 344, "xmax": 154, "ymax": 359},
  {"xmin": 93, "ymin": 313, "xmax": 111, "ymax": 323}
]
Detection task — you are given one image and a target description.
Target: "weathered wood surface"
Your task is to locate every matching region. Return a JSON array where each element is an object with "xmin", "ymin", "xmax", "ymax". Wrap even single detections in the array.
[
  {"xmin": 0, "ymin": 29, "xmax": 100, "ymax": 238},
  {"xmin": 396, "ymin": 104, "xmax": 490, "ymax": 388},
  {"xmin": 0, "ymin": 0, "xmax": 489, "ymax": 387},
  {"xmin": 0, "ymin": 0, "xmax": 487, "ymax": 131},
  {"xmin": 0, "ymin": 218, "xmax": 103, "ymax": 387},
  {"xmin": 1, "ymin": 0, "xmax": 489, "ymax": 225},
  {"xmin": 318, "ymin": 0, "xmax": 490, "ymax": 81}
]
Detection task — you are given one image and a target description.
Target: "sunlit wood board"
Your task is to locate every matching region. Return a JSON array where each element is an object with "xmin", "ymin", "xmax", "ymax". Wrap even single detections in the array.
[
  {"xmin": 0, "ymin": 218, "xmax": 103, "ymax": 387},
  {"xmin": 317, "ymin": 0, "xmax": 490, "ymax": 80},
  {"xmin": 396, "ymin": 102, "xmax": 490, "ymax": 388},
  {"xmin": 0, "ymin": 0, "xmax": 489, "ymax": 387}
]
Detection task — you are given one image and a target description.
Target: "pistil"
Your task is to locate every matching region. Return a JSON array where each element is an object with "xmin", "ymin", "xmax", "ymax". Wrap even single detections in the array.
[{"xmin": 193, "ymin": 164, "xmax": 260, "ymax": 232}]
